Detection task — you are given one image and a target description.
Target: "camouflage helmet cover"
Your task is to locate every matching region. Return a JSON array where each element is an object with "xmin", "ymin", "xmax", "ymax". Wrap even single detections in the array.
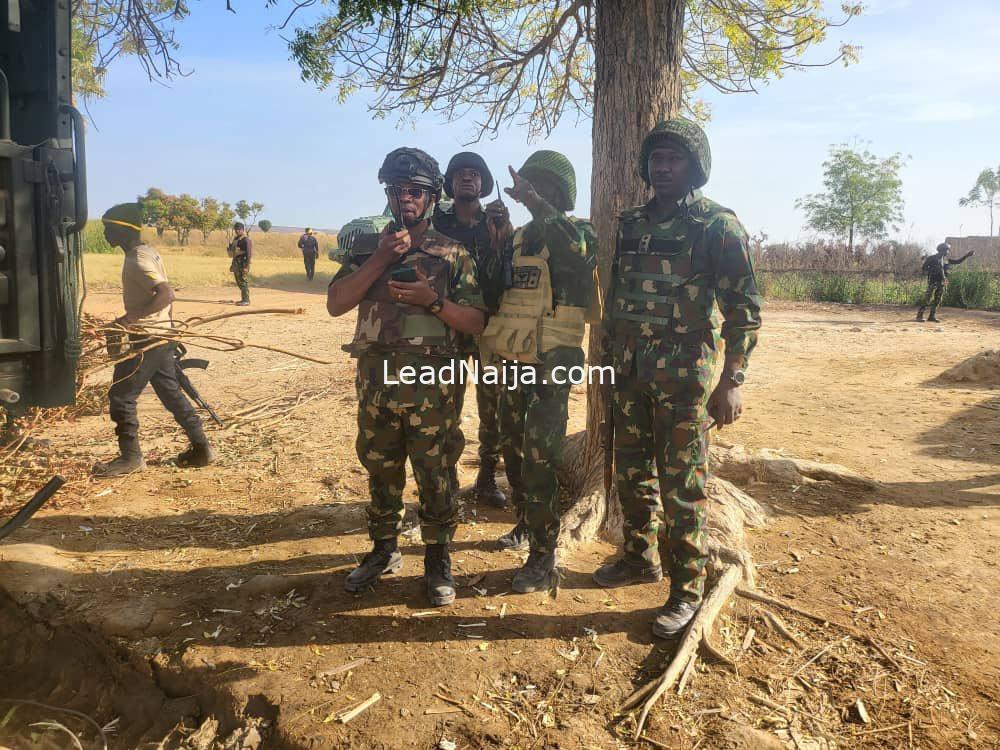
[
  {"xmin": 639, "ymin": 118, "xmax": 712, "ymax": 189},
  {"xmin": 444, "ymin": 152, "xmax": 494, "ymax": 198},
  {"xmin": 518, "ymin": 149, "xmax": 576, "ymax": 211},
  {"xmin": 378, "ymin": 147, "xmax": 444, "ymax": 193}
]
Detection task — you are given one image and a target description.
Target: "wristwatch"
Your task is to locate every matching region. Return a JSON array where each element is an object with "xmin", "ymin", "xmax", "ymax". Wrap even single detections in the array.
[
  {"xmin": 427, "ymin": 295, "xmax": 444, "ymax": 314},
  {"xmin": 724, "ymin": 370, "xmax": 746, "ymax": 386}
]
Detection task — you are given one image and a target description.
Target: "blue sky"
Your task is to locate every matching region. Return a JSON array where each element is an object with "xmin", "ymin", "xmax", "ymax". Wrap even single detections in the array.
[{"xmin": 86, "ymin": 0, "xmax": 1000, "ymax": 247}]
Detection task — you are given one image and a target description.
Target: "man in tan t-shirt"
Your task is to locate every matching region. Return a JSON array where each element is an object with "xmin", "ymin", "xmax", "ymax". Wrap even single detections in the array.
[{"xmin": 94, "ymin": 203, "xmax": 216, "ymax": 476}]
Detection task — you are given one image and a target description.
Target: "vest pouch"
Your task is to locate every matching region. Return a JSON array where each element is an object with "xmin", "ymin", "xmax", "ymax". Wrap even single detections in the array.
[
  {"xmin": 539, "ymin": 305, "xmax": 587, "ymax": 352},
  {"xmin": 482, "ymin": 252, "xmax": 550, "ymax": 363},
  {"xmin": 401, "ymin": 310, "xmax": 449, "ymax": 340}
]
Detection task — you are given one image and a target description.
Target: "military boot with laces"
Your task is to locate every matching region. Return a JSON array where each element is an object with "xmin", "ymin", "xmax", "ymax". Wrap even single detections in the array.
[
  {"xmin": 473, "ymin": 458, "xmax": 507, "ymax": 508},
  {"xmin": 652, "ymin": 597, "xmax": 701, "ymax": 639},
  {"xmin": 593, "ymin": 558, "xmax": 663, "ymax": 588},
  {"xmin": 496, "ymin": 521, "xmax": 530, "ymax": 551},
  {"xmin": 424, "ymin": 544, "xmax": 456, "ymax": 606},
  {"xmin": 344, "ymin": 539, "xmax": 403, "ymax": 592},
  {"xmin": 512, "ymin": 550, "xmax": 556, "ymax": 594}
]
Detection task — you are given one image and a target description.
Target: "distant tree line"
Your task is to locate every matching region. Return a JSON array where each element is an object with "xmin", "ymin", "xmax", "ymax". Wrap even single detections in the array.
[{"xmin": 137, "ymin": 188, "xmax": 267, "ymax": 245}]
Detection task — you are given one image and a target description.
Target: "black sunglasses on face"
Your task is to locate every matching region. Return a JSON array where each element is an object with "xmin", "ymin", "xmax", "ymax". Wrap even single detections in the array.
[{"xmin": 385, "ymin": 186, "xmax": 427, "ymax": 199}]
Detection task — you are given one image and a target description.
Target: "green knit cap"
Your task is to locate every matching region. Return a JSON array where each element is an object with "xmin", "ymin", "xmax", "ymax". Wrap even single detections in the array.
[
  {"xmin": 102, "ymin": 202, "xmax": 143, "ymax": 232},
  {"xmin": 519, "ymin": 150, "xmax": 576, "ymax": 211},
  {"xmin": 639, "ymin": 118, "xmax": 712, "ymax": 188}
]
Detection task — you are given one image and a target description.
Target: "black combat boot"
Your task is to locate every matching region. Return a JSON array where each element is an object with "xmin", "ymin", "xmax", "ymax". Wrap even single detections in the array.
[
  {"xmin": 93, "ymin": 436, "xmax": 145, "ymax": 477},
  {"xmin": 177, "ymin": 441, "xmax": 217, "ymax": 468},
  {"xmin": 344, "ymin": 539, "xmax": 403, "ymax": 592},
  {"xmin": 651, "ymin": 597, "xmax": 701, "ymax": 639},
  {"xmin": 496, "ymin": 521, "xmax": 530, "ymax": 551},
  {"xmin": 473, "ymin": 458, "xmax": 507, "ymax": 508},
  {"xmin": 512, "ymin": 549, "xmax": 556, "ymax": 594},
  {"xmin": 593, "ymin": 558, "xmax": 663, "ymax": 588},
  {"xmin": 424, "ymin": 544, "xmax": 456, "ymax": 606}
]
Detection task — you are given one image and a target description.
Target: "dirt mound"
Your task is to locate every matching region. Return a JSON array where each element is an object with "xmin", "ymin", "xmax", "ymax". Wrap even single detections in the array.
[{"xmin": 939, "ymin": 350, "xmax": 1000, "ymax": 385}]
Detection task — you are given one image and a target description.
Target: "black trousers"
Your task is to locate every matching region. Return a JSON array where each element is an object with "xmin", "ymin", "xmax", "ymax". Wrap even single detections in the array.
[
  {"xmin": 304, "ymin": 253, "xmax": 317, "ymax": 280},
  {"xmin": 109, "ymin": 341, "xmax": 207, "ymax": 446}
]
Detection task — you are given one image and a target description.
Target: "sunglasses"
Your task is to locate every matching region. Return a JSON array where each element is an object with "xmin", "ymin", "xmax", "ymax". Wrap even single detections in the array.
[{"xmin": 385, "ymin": 186, "xmax": 428, "ymax": 199}]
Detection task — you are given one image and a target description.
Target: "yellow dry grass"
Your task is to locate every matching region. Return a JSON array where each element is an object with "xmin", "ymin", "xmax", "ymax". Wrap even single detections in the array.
[
  {"xmin": 84, "ymin": 250, "xmax": 341, "ymax": 292},
  {"xmin": 148, "ymin": 229, "xmax": 337, "ymax": 257}
]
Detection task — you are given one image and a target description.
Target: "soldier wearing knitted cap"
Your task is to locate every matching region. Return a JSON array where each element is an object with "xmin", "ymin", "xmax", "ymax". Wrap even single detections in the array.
[
  {"xmin": 327, "ymin": 147, "xmax": 487, "ymax": 607},
  {"xmin": 94, "ymin": 203, "xmax": 216, "ymax": 477},
  {"xmin": 592, "ymin": 118, "xmax": 762, "ymax": 638},
  {"xmin": 480, "ymin": 150, "xmax": 597, "ymax": 593},
  {"xmin": 433, "ymin": 151, "xmax": 513, "ymax": 508}
]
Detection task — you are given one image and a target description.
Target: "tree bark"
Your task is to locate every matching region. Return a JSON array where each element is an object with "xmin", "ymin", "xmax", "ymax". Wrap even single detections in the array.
[{"xmin": 558, "ymin": 0, "xmax": 686, "ymax": 540}]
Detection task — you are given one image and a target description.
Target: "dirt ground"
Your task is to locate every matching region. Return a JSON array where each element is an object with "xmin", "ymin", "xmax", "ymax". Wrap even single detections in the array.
[{"xmin": 1, "ymin": 286, "xmax": 998, "ymax": 749}]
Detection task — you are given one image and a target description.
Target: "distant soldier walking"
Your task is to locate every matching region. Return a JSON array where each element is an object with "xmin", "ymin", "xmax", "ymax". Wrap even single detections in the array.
[
  {"xmin": 481, "ymin": 150, "xmax": 597, "ymax": 593},
  {"xmin": 916, "ymin": 242, "xmax": 974, "ymax": 322},
  {"xmin": 94, "ymin": 203, "xmax": 216, "ymax": 477},
  {"xmin": 298, "ymin": 227, "xmax": 320, "ymax": 281},
  {"xmin": 228, "ymin": 222, "xmax": 252, "ymax": 306},
  {"xmin": 593, "ymin": 119, "xmax": 762, "ymax": 638},
  {"xmin": 327, "ymin": 148, "xmax": 486, "ymax": 607},
  {"xmin": 433, "ymin": 152, "xmax": 513, "ymax": 507}
]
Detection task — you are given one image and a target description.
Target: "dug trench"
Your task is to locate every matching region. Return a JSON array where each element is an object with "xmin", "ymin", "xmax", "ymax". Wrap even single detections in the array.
[{"xmin": 1, "ymin": 289, "xmax": 997, "ymax": 748}]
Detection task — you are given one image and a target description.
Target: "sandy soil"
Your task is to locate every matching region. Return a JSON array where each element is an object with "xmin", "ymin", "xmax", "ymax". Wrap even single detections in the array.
[{"xmin": 1, "ymin": 287, "xmax": 997, "ymax": 749}]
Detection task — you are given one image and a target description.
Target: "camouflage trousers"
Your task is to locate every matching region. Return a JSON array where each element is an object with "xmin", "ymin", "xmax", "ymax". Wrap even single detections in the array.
[
  {"xmin": 355, "ymin": 352, "xmax": 460, "ymax": 545},
  {"xmin": 231, "ymin": 259, "xmax": 250, "ymax": 302},
  {"xmin": 499, "ymin": 355, "xmax": 575, "ymax": 553},
  {"xmin": 614, "ymin": 374, "xmax": 711, "ymax": 603},
  {"xmin": 917, "ymin": 282, "xmax": 944, "ymax": 317},
  {"xmin": 450, "ymin": 353, "xmax": 503, "ymax": 466}
]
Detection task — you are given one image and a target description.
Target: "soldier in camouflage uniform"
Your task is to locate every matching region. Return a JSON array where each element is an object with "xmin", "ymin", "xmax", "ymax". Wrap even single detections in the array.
[
  {"xmin": 592, "ymin": 119, "xmax": 762, "ymax": 638},
  {"xmin": 227, "ymin": 223, "xmax": 252, "ymax": 306},
  {"xmin": 433, "ymin": 152, "xmax": 513, "ymax": 507},
  {"xmin": 327, "ymin": 148, "xmax": 486, "ymax": 607},
  {"xmin": 915, "ymin": 242, "xmax": 974, "ymax": 322},
  {"xmin": 481, "ymin": 151, "xmax": 597, "ymax": 593}
]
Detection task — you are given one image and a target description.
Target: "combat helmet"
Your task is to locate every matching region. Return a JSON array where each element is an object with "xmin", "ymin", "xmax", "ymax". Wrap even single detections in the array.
[
  {"xmin": 639, "ymin": 118, "xmax": 712, "ymax": 189},
  {"xmin": 518, "ymin": 150, "xmax": 576, "ymax": 212},
  {"xmin": 378, "ymin": 147, "xmax": 444, "ymax": 194},
  {"xmin": 444, "ymin": 152, "xmax": 494, "ymax": 198},
  {"xmin": 936, "ymin": 242, "xmax": 951, "ymax": 254}
]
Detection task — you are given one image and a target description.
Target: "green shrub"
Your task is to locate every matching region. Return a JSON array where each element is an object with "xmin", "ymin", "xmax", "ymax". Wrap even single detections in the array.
[{"xmin": 81, "ymin": 221, "xmax": 114, "ymax": 253}]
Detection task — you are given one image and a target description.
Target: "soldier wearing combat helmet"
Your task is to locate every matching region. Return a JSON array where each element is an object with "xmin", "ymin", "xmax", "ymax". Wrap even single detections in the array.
[
  {"xmin": 433, "ymin": 151, "xmax": 513, "ymax": 508},
  {"xmin": 327, "ymin": 147, "xmax": 486, "ymax": 607},
  {"xmin": 480, "ymin": 150, "xmax": 597, "ymax": 593},
  {"xmin": 592, "ymin": 119, "xmax": 762, "ymax": 637}
]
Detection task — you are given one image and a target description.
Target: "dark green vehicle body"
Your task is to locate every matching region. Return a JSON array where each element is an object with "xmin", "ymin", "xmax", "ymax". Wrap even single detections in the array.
[
  {"xmin": 328, "ymin": 207, "xmax": 393, "ymax": 263},
  {"xmin": 0, "ymin": 1, "xmax": 85, "ymax": 412}
]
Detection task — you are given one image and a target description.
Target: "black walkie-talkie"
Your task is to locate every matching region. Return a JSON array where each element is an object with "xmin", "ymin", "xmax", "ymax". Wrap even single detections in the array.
[{"xmin": 386, "ymin": 184, "xmax": 404, "ymax": 234}]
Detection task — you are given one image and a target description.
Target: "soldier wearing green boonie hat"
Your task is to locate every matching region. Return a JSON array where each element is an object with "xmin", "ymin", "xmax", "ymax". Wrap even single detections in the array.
[
  {"xmin": 480, "ymin": 150, "xmax": 598, "ymax": 594},
  {"xmin": 592, "ymin": 118, "xmax": 762, "ymax": 639},
  {"xmin": 93, "ymin": 203, "xmax": 216, "ymax": 477}
]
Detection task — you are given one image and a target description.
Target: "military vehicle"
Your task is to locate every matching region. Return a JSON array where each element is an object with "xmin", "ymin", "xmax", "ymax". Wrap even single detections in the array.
[
  {"xmin": 328, "ymin": 206, "xmax": 393, "ymax": 263},
  {"xmin": 1, "ymin": 1, "xmax": 85, "ymax": 413},
  {"xmin": 1, "ymin": 2, "xmax": 86, "ymax": 532}
]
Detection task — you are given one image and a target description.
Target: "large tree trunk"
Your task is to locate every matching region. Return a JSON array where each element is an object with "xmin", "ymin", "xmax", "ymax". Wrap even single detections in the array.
[{"xmin": 557, "ymin": 0, "xmax": 685, "ymax": 544}]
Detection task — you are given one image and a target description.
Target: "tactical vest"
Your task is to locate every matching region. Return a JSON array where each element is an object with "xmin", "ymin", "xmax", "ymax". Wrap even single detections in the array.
[
  {"xmin": 609, "ymin": 204, "xmax": 728, "ymax": 336},
  {"xmin": 344, "ymin": 249, "xmax": 455, "ymax": 355},
  {"xmin": 480, "ymin": 228, "xmax": 587, "ymax": 363}
]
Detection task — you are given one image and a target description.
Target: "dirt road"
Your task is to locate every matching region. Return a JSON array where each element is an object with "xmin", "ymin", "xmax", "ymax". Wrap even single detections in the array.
[{"xmin": 1, "ymin": 287, "xmax": 997, "ymax": 748}]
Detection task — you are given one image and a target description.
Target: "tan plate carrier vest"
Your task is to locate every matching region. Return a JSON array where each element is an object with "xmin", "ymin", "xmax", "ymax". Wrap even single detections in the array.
[{"xmin": 480, "ymin": 228, "xmax": 593, "ymax": 364}]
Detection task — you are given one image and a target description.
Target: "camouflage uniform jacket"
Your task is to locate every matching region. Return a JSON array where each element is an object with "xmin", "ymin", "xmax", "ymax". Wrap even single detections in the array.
[
  {"xmin": 432, "ymin": 200, "xmax": 506, "ymax": 313},
  {"xmin": 506, "ymin": 208, "xmax": 597, "ymax": 369},
  {"xmin": 331, "ymin": 226, "xmax": 485, "ymax": 362},
  {"xmin": 603, "ymin": 191, "xmax": 761, "ymax": 380}
]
